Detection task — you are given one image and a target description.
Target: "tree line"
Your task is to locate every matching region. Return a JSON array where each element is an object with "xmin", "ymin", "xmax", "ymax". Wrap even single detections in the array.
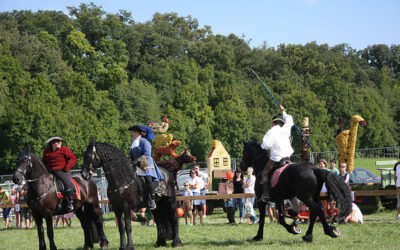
[{"xmin": 0, "ymin": 3, "xmax": 399, "ymax": 173}]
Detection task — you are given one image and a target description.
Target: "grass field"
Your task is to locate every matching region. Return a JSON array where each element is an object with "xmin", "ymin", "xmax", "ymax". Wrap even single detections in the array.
[{"xmin": 0, "ymin": 208, "xmax": 399, "ymax": 250}]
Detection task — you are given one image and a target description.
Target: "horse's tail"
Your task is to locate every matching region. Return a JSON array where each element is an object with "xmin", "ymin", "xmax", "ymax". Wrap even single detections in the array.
[
  {"xmin": 83, "ymin": 203, "xmax": 100, "ymax": 243},
  {"xmin": 315, "ymin": 169, "xmax": 352, "ymax": 217}
]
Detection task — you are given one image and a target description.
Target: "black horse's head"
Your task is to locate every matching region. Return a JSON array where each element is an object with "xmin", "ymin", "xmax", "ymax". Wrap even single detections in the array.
[
  {"xmin": 81, "ymin": 137, "xmax": 101, "ymax": 180},
  {"xmin": 240, "ymin": 141, "xmax": 268, "ymax": 173},
  {"xmin": 13, "ymin": 146, "xmax": 33, "ymax": 185}
]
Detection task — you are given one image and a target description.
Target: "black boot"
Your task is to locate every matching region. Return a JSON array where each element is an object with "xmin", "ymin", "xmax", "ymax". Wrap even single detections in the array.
[
  {"xmin": 144, "ymin": 176, "xmax": 157, "ymax": 210},
  {"xmin": 261, "ymin": 182, "xmax": 271, "ymax": 202},
  {"xmin": 65, "ymin": 189, "xmax": 74, "ymax": 212}
]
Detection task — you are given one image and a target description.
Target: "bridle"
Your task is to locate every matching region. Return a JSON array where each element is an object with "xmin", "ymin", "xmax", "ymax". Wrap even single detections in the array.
[{"xmin": 17, "ymin": 154, "xmax": 45, "ymax": 183}]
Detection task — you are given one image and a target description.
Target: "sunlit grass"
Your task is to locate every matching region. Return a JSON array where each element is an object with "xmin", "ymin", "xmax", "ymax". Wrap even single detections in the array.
[{"xmin": 0, "ymin": 208, "xmax": 399, "ymax": 249}]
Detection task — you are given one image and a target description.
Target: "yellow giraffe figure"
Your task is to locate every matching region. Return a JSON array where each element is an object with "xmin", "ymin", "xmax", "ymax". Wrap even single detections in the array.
[{"xmin": 334, "ymin": 115, "xmax": 367, "ymax": 174}]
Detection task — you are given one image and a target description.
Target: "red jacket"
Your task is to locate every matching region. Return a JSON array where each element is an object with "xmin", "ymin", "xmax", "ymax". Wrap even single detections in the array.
[{"xmin": 42, "ymin": 146, "xmax": 76, "ymax": 172}]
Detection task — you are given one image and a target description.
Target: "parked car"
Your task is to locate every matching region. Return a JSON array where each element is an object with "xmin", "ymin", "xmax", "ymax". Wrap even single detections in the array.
[
  {"xmin": 176, "ymin": 168, "xmax": 221, "ymax": 214},
  {"xmin": 349, "ymin": 168, "xmax": 381, "ymax": 185}
]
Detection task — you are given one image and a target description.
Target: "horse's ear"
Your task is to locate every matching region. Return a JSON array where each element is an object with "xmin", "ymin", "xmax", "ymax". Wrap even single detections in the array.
[
  {"xmin": 243, "ymin": 141, "xmax": 248, "ymax": 148},
  {"xmin": 27, "ymin": 145, "xmax": 31, "ymax": 156},
  {"xmin": 89, "ymin": 137, "xmax": 96, "ymax": 146}
]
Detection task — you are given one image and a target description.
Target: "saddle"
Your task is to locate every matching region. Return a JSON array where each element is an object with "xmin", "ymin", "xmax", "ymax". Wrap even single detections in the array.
[
  {"xmin": 54, "ymin": 177, "xmax": 81, "ymax": 200},
  {"xmin": 270, "ymin": 158, "xmax": 292, "ymax": 188}
]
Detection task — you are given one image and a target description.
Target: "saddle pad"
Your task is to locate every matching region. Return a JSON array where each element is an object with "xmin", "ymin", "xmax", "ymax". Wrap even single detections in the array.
[
  {"xmin": 271, "ymin": 163, "xmax": 292, "ymax": 188},
  {"xmin": 56, "ymin": 178, "xmax": 81, "ymax": 200}
]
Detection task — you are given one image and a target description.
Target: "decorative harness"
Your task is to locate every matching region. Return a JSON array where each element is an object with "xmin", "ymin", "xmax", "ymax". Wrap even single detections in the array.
[
  {"xmin": 18, "ymin": 154, "xmax": 52, "ymax": 201},
  {"xmin": 89, "ymin": 145, "xmax": 136, "ymax": 194}
]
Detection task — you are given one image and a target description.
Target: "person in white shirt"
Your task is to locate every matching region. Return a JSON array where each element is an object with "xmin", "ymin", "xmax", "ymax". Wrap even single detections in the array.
[
  {"xmin": 394, "ymin": 160, "xmax": 400, "ymax": 219},
  {"xmin": 188, "ymin": 168, "xmax": 203, "ymax": 225},
  {"xmin": 243, "ymin": 167, "xmax": 258, "ymax": 223},
  {"xmin": 260, "ymin": 105, "xmax": 294, "ymax": 201},
  {"xmin": 194, "ymin": 165, "xmax": 210, "ymax": 218}
]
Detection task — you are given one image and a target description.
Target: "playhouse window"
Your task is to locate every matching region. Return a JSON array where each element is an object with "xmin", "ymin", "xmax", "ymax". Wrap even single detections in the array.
[
  {"xmin": 214, "ymin": 158, "xmax": 219, "ymax": 167},
  {"xmin": 223, "ymin": 158, "xmax": 228, "ymax": 166}
]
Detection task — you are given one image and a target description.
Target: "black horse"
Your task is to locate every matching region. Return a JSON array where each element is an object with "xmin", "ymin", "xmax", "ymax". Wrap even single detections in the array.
[
  {"xmin": 81, "ymin": 138, "xmax": 183, "ymax": 249},
  {"xmin": 13, "ymin": 147, "xmax": 108, "ymax": 250},
  {"xmin": 240, "ymin": 141, "xmax": 352, "ymax": 243}
]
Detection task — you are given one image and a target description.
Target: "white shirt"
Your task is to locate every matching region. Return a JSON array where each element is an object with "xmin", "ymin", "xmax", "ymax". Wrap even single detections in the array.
[
  {"xmin": 352, "ymin": 203, "xmax": 363, "ymax": 224},
  {"xmin": 394, "ymin": 163, "xmax": 400, "ymax": 187},
  {"xmin": 261, "ymin": 111, "xmax": 294, "ymax": 162},
  {"xmin": 244, "ymin": 175, "xmax": 256, "ymax": 194},
  {"xmin": 188, "ymin": 176, "xmax": 201, "ymax": 193},
  {"xmin": 198, "ymin": 172, "xmax": 208, "ymax": 190}
]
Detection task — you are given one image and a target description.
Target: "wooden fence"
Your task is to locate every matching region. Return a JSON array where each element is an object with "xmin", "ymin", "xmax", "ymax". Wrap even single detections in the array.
[{"xmin": 1, "ymin": 190, "xmax": 398, "ymax": 208}]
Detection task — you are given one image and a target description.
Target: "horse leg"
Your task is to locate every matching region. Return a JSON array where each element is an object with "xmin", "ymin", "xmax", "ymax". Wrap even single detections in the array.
[
  {"xmin": 93, "ymin": 205, "xmax": 109, "ymax": 248},
  {"xmin": 169, "ymin": 200, "xmax": 183, "ymax": 247},
  {"xmin": 153, "ymin": 209, "xmax": 167, "ymax": 247},
  {"xmin": 301, "ymin": 198, "xmax": 328, "ymax": 242},
  {"xmin": 45, "ymin": 215, "xmax": 57, "ymax": 250},
  {"xmin": 315, "ymin": 199, "xmax": 340, "ymax": 238},
  {"xmin": 276, "ymin": 201, "xmax": 294, "ymax": 234},
  {"xmin": 253, "ymin": 200, "xmax": 266, "ymax": 241},
  {"xmin": 75, "ymin": 206, "xmax": 93, "ymax": 249},
  {"xmin": 124, "ymin": 209, "xmax": 135, "ymax": 250},
  {"xmin": 115, "ymin": 209, "xmax": 127, "ymax": 250},
  {"xmin": 34, "ymin": 215, "xmax": 47, "ymax": 250}
]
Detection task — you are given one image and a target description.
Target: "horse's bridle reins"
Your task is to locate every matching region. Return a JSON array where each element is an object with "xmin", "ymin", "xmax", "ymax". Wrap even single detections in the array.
[
  {"xmin": 89, "ymin": 145, "xmax": 136, "ymax": 194},
  {"xmin": 17, "ymin": 154, "xmax": 45, "ymax": 183}
]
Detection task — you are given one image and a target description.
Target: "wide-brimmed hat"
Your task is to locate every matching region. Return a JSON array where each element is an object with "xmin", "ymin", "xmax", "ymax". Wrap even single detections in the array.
[
  {"xmin": 128, "ymin": 125, "xmax": 142, "ymax": 133},
  {"xmin": 46, "ymin": 136, "xmax": 64, "ymax": 144}
]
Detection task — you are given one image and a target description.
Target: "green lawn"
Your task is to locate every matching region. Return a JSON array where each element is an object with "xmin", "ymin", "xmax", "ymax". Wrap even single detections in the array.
[
  {"xmin": 0, "ymin": 208, "xmax": 399, "ymax": 249},
  {"xmin": 353, "ymin": 157, "xmax": 396, "ymax": 176}
]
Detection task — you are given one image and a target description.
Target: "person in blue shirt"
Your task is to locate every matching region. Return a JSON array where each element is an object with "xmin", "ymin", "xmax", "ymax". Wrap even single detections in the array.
[{"xmin": 128, "ymin": 125, "xmax": 164, "ymax": 210}]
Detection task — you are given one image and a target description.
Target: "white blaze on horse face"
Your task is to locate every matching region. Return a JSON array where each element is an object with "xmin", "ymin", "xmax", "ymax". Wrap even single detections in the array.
[{"xmin": 92, "ymin": 146, "xmax": 96, "ymax": 160}]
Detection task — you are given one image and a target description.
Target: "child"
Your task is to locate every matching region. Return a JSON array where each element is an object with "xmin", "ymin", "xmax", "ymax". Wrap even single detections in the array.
[
  {"xmin": 327, "ymin": 200, "xmax": 339, "ymax": 223},
  {"xmin": 297, "ymin": 202, "xmax": 310, "ymax": 224},
  {"xmin": 182, "ymin": 181, "xmax": 193, "ymax": 226}
]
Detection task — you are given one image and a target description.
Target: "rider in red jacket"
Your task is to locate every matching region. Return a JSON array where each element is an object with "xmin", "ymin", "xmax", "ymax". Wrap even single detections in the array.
[{"xmin": 42, "ymin": 136, "xmax": 76, "ymax": 212}]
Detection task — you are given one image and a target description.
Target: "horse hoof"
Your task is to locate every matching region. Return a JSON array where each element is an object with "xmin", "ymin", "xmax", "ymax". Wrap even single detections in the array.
[
  {"xmin": 253, "ymin": 236, "xmax": 263, "ymax": 241},
  {"xmin": 302, "ymin": 234, "xmax": 313, "ymax": 243},
  {"xmin": 290, "ymin": 225, "xmax": 301, "ymax": 234},
  {"xmin": 155, "ymin": 241, "xmax": 167, "ymax": 248},
  {"xmin": 326, "ymin": 226, "xmax": 340, "ymax": 237},
  {"xmin": 172, "ymin": 239, "xmax": 183, "ymax": 248}
]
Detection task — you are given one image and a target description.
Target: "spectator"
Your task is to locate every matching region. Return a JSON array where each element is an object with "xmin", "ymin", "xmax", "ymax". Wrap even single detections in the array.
[
  {"xmin": 327, "ymin": 200, "xmax": 339, "ymax": 224},
  {"xmin": 338, "ymin": 202, "xmax": 363, "ymax": 224},
  {"xmin": 131, "ymin": 208, "xmax": 152, "ymax": 226},
  {"xmin": 339, "ymin": 163, "xmax": 350, "ymax": 186},
  {"xmin": 297, "ymin": 202, "xmax": 310, "ymax": 224},
  {"xmin": 55, "ymin": 215, "xmax": 65, "ymax": 227},
  {"xmin": 232, "ymin": 168, "xmax": 245, "ymax": 223},
  {"xmin": 181, "ymin": 180, "xmax": 193, "ymax": 226},
  {"xmin": 394, "ymin": 160, "xmax": 400, "ymax": 220},
  {"xmin": 318, "ymin": 159, "xmax": 328, "ymax": 170},
  {"xmin": 188, "ymin": 168, "xmax": 203, "ymax": 225},
  {"xmin": 266, "ymin": 202, "xmax": 279, "ymax": 223},
  {"xmin": 64, "ymin": 212, "xmax": 74, "ymax": 227},
  {"xmin": 18, "ymin": 185, "xmax": 32, "ymax": 229},
  {"xmin": 329, "ymin": 159, "xmax": 340, "ymax": 175},
  {"xmin": 194, "ymin": 165, "xmax": 210, "ymax": 218},
  {"xmin": 11, "ymin": 184, "xmax": 21, "ymax": 228},
  {"xmin": 243, "ymin": 167, "xmax": 258, "ymax": 224},
  {"xmin": 225, "ymin": 178, "xmax": 236, "ymax": 224},
  {"xmin": 0, "ymin": 186, "xmax": 13, "ymax": 229}
]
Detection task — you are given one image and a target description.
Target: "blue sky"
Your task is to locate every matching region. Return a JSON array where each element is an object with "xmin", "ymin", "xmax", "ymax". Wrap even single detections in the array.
[{"xmin": 1, "ymin": 0, "xmax": 399, "ymax": 50}]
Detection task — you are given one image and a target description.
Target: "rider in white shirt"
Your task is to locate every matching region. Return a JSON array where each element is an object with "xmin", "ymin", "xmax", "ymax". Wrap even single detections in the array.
[{"xmin": 260, "ymin": 105, "xmax": 294, "ymax": 202}]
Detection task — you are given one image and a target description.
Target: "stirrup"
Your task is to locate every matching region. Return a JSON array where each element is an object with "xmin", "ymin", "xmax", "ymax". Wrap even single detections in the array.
[
  {"xmin": 149, "ymin": 199, "xmax": 157, "ymax": 210},
  {"xmin": 261, "ymin": 194, "xmax": 271, "ymax": 202}
]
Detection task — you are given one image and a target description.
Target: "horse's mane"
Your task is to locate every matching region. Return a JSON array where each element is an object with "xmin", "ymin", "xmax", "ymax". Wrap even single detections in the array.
[
  {"xmin": 94, "ymin": 142, "xmax": 137, "ymax": 184},
  {"xmin": 17, "ymin": 150, "xmax": 48, "ymax": 173}
]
